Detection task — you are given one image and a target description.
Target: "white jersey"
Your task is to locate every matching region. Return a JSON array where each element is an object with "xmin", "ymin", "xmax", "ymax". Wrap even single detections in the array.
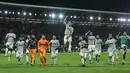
[
  {"xmin": 78, "ymin": 40, "xmax": 87, "ymax": 49},
  {"xmin": 105, "ymin": 38, "xmax": 116, "ymax": 49},
  {"xmin": 16, "ymin": 41, "xmax": 25, "ymax": 52},
  {"xmin": 95, "ymin": 39, "xmax": 102, "ymax": 50},
  {"xmin": 50, "ymin": 39, "xmax": 60, "ymax": 50},
  {"xmin": 5, "ymin": 33, "xmax": 16, "ymax": 43},
  {"xmin": 88, "ymin": 36, "xmax": 96, "ymax": 45},
  {"xmin": 64, "ymin": 25, "xmax": 74, "ymax": 35}
]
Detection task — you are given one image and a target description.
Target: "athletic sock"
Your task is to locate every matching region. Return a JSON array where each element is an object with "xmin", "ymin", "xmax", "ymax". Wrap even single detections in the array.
[
  {"xmin": 81, "ymin": 58, "xmax": 84, "ymax": 65},
  {"xmin": 112, "ymin": 55, "xmax": 114, "ymax": 64},
  {"xmin": 5, "ymin": 48, "xmax": 8, "ymax": 56},
  {"xmin": 68, "ymin": 44, "xmax": 71, "ymax": 52},
  {"xmin": 54, "ymin": 58, "xmax": 56, "ymax": 64},
  {"xmin": 89, "ymin": 54, "xmax": 91, "ymax": 60},
  {"xmin": 26, "ymin": 55, "xmax": 29, "ymax": 63}
]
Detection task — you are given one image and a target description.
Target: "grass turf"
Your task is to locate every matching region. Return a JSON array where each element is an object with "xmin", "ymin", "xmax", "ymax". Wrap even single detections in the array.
[{"xmin": 0, "ymin": 52, "xmax": 130, "ymax": 73}]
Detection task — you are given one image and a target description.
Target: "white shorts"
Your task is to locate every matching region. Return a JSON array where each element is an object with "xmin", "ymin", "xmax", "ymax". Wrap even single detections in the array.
[
  {"xmin": 95, "ymin": 49, "xmax": 101, "ymax": 55},
  {"xmin": 64, "ymin": 35, "xmax": 72, "ymax": 44},
  {"xmin": 16, "ymin": 51, "xmax": 23, "ymax": 58},
  {"xmin": 6, "ymin": 42, "xmax": 14, "ymax": 49},
  {"xmin": 121, "ymin": 44, "xmax": 128, "ymax": 48},
  {"xmin": 79, "ymin": 48, "xmax": 88, "ymax": 58},
  {"xmin": 108, "ymin": 48, "xmax": 116, "ymax": 56},
  {"xmin": 26, "ymin": 49, "xmax": 29, "ymax": 53},
  {"xmin": 51, "ymin": 50, "xmax": 58, "ymax": 57},
  {"xmin": 88, "ymin": 45, "xmax": 95, "ymax": 52}
]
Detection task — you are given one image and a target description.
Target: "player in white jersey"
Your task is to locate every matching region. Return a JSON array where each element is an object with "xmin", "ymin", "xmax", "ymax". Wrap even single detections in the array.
[
  {"xmin": 15, "ymin": 37, "xmax": 25, "ymax": 64},
  {"xmin": 85, "ymin": 31, "xmax": 96, "ymax": 64},
  {"xmin": 78, "ymin": 37, "xmax": 88, "ymax": 67},
  {"xmin": 25, "ymin": 35, "xmax": 31, "ymax": 64},
  {"xmin": 5, "ymin": 30, "xmax": 16, "ymax": 61},
  {"xmin": 63, "ymin": 16, "xmax": 74, "ymax": 52},
  {"xmin": 105, "ymin": 33, "xmax": 116, "ymax": 66},
  {"xmin": 50, "ymin": 35, "xmax": 60, "ymax": 66},
  {"xmin": 95, "ymin": 35, "xmax": 103, "ymax": 63}
]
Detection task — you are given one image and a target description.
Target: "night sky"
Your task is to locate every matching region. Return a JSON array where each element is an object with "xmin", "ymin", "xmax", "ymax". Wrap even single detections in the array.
[{"xmin": 0, "ymin": 0, "xmax": 130, "ymax": 12}]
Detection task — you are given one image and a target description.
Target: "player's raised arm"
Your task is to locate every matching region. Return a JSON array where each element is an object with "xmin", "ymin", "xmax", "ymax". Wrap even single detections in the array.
[
  {"xmin": 63, "ymin": 16, "xmax": 68, "ymax": 25},
  {"xmin": 127, "ymin": 35, "xmax": 130, "ymax": 40},
  {"xmin": 101, "ymin": 39, "xmax": 104, "ymax": 45},
  {"xmin": 85, "ymin": 31, "xmax": 91, "ymax": 36},
  {"xmin": 116, "ymin": 32, "xmax": 121, "ymax": 39},
  {"xmin": 57, "ymin": 40, "xmax": 60, "ymax": 47}
]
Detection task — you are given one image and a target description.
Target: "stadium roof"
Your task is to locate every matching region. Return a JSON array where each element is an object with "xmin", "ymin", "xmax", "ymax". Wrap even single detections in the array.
[{"xmin": 0, "ymin": 1, "xmax": 130, "ymax": 15}]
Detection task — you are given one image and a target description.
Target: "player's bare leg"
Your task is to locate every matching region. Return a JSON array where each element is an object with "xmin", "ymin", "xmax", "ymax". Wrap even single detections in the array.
[
  {"xmin": 17, "ymin": 54, "xmax": 22, "ymax": 64},
  {"xmin": 43, "ymin": 57, "xmax": 47, "ymax": 66},
  {"xmin": 108, "ymin": 54, "xmax": 114, "ymax": 66},
  {"xmin": 63, "ymin": 44, "xmax": 68, "ymax": 52},
  {"xmin": 92, "ymin": 50, "xmax": 96, "ymax": 63},
  {"xmin": 52, "ymin": 56, "xmax": 57, "ymax": 66},
  {"xmin": 5, "ymin": 48, "xmax": 8, "ymax": 56},
  {"xmin": 122, "ymin": 46, "xmax": 127, "ymax": 65},
  {"xmin": 96, "ymin": 54, "xmax": 100, "ymax": 63},
  {"xmin": 88, "ymin": 52, "xmax": 92, "ymax": 64},
  {"xmin": 68, "ymin": 41, "xmax": 72, "ymax": 53},
  {"xmin": 115, "ymin": 51, "xmax": 119, "ymax": 62},
  {"xmin": 112, "ymin": 55, "xmax": 115, "ymax": 66},
  {"xmin": 26, "ymin": 50, "xmax": 29, "ymax": 64},
  {"xmin": 8, "ymin": 50, "xmax": 11, "ymax": 61},
  {"xmin": 17, "ymin": 57, "xmax": 21, "ymax": 64},
  {"xmin": 81, "ymin": 56, "xmax": 85, "ymax": 67}
]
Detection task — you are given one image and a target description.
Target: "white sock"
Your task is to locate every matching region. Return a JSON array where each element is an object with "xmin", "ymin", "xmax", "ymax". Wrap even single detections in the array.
[
  {"xmin": 26, "ymin": 55, "xmax": 29, "ymax": 63},
  {"xmin": 54, "ymin": 58, "xmax": 56, "ymax": 64},
  {"xmin": 68, "ymin": 44, "xmax": 71, "ymax": 51},
  {"xmin": 122, "ymin": 60, "xmax": 124, "ymax": 62},
  {"xmin": 5, "ymin": 48, "xmax": 8, "ymax": 56},
  {"xmin": 93, "ymin": 52, "xmax": 96, "ymax": 59},
  {"xmin": 8, "ymin": 51, "xmax": 11, "ymax": 61},
  {"xmin": 109, "ymin": 56, "xmax": 112, "ymax": 63},
  {"xmin": 81, "ymin": 58, "xmax": 84, "ymax": 65},
  {"xmin": 115, "ymin": 52, "xmax": 118, "ymax": 58},
  {"xmin": 112, "ymin": 55, "xmax": 114, "ymax": 64},
  {"xmin": 89, "ymin": 54, "xmax": 91, "ymax": 60}
]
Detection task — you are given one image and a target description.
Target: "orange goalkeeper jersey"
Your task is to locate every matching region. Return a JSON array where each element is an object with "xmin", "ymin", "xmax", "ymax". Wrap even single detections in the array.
[{"xmin": 38, "ymin": 39, "xmax": 50, "ymax": 50}]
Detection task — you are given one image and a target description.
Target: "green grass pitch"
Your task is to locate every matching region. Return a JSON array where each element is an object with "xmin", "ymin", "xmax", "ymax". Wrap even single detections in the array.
[{"xmin": 0, "ymin": 52, "xmax": 130, "ymax": 73}]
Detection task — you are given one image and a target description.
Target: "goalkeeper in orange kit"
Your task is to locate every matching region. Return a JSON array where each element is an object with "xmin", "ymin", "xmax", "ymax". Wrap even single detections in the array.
[{"xmin": 38, "ymin": 35, "xmax": 50, "ymax": 66}]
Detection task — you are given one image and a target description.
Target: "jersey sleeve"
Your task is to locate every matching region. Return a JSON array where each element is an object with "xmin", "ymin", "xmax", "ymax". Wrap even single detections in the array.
[
  {"xmin": 127, "ymin": 35, "xmax": 130, "ymax": 40},
  {"xmin": 13, "ymin": 34, "xmax": 16, "ymax": 39},
  {"xmin": 100, "ymin": 39, "xmax": 103, "ymax": 44},
  {"xmin": 5, "ymin": 34, "xmax": 9, "ymax": 39},
  {"xmin": 49, "ymin": 40, "xmax": 52, "ymax": 44},
  {"xmin": 119, "ymin": 36, "xmax": 122, "ymax": 39}
]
